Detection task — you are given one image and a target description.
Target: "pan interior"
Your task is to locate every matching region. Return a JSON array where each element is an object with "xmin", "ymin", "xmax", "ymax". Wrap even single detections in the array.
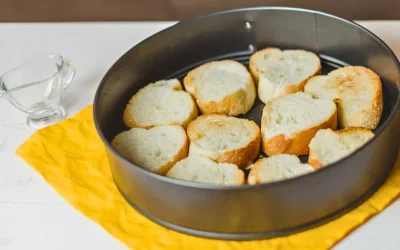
[
  {"xmin": 99, "ymin": 49, "xmax": 395, "ymax": 175},
  {"xmin": 160, "ymin": 52, "xmax": 388, "ymax": 164}
]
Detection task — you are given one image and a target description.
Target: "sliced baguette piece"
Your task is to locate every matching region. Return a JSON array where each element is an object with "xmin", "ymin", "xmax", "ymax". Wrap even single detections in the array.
[
  {"xmin": 261, "ymin": 92, "xmax": 337, "ymax": 156},
  {"xmin": 304, "ymin": 66, "xmax": 383, "ymax": 129},
  {"xmin": 308, "ymin": 127, "xmax": 374, "ymax": 169},
  {"xmin": 183, "ymin": 60, "xmax": 256, "ymax": 116},
  {"xmin": 166, "ymin": 155, "xmax": 245, "ymax": 185},
  {"xmin": 123, "ymin": 79, "xmax": 198, "ymax": 129},
  {"xmin": 248, "ymin": 154, "xmax": 315, "ymax": 184},
  {"xmin": 111, "ymin": 125, "xmax": 189, "ymax": 175},
  {"xmin": 187, "ymin": 114, "xmax": 260, "ymax": 169},
  {"xmin": 249, "ymin": 48, "xmax": 321, "ymax": 104}
]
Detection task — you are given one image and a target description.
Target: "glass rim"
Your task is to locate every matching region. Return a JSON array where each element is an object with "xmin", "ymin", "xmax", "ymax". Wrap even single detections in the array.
[{"xmin": 0, "ymin": 53, "xmax": 66, "ymax": 94}]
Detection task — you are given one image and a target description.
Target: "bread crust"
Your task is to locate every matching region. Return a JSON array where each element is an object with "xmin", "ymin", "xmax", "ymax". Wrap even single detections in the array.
[
  {"xmin": 236, "ymin": 170, "xmax": 246, "ymax": 184},
  {"xmin": 183, "ymin": 60, "xmax": 256, "ymax": 116},
  {"xmin": 249, "ymin": 47, "xmax": 321, "ymax": 95},
  {"xmin": 308, "ymin": 127, "xmax": 374, "ymax": 169},
  {"xmin": 339, "ymin": 66, "xmax": 383, "ymax": 129},
  {"xmin": 249, "ymin": 47, "xmax": 280, "ymax": 83},
  {"xmin": 111, "ymin": 126, "xmax": 189, "ymax": 175},
  {"xmin": 157, "ymin": 129, "xmax": 189, "ymax": 175},
  {"xmin": 305, "ymin": 66, "xmax": 383, "ymax": 129},
  {"xmin": 187, "ymin": 114, "xmax": 261, "ymax": 169},
  {"xmin": 195, "ymin": 85, "xmax": 255, "ymax": 116},
  {"xmin": 123, "ymin": 80, "xmax": 198, "ymax": 129},
  {"xmin": 261, "ymin": 100, "xmax": 338, "ymax": 156},
  {"xmin": 247, "ymin": 159, "xmax": 263, "ymax": 185},
  {"xmin": 166, "ymin": 156, "xmax": 245, "ymax": 185},
  {"xmin": 307, "ymin": 158, "xmax": 324, "ymax": 170},
  {"xmin": 247, "ymin": 155, "xmax": 314, "ymax": 184}
]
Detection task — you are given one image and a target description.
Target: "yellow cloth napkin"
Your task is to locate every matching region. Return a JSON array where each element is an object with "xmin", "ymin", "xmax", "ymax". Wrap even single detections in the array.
[{"xmin": 16, "ymin": 105, "xmax": 400, "ymax": 250}]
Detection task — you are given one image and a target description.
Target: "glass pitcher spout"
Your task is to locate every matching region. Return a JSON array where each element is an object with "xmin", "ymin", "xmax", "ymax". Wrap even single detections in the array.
[{"xmin": 0, "ymin": 54, "xmax": 76, "ymax": 129}]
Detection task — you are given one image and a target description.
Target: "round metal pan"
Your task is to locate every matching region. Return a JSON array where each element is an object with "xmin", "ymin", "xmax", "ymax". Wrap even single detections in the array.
[{"xmin": 93, "ymin": 7, "xmax": 400, "ymax": 240}]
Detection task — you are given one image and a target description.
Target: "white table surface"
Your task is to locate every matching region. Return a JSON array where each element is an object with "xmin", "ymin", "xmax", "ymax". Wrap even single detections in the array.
[{"xmin": 0, "ymin": 21, "xmax": 399, "ymax": 250}]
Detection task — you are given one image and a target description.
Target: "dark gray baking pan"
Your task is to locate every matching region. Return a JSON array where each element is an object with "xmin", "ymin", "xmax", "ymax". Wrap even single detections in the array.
[{"xmin": 93, "ymin": 7, "xmax": 400, "ymax": 240}]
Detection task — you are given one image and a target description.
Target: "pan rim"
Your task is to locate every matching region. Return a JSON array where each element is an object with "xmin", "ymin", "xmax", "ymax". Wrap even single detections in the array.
[{"xmin": 93, "ymin": 6, "xmax": 400, "ymax": 190}]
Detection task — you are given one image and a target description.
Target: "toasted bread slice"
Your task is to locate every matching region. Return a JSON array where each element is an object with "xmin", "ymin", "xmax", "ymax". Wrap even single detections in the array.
[
  {"xmin": 261, "ymin": 92, "xmax": 337, "ymax": 156},
  {"xmin": 123, "ymin": 79, "xmax": 198, "ymax": 129},
  {"xmin": 183, "ymin": 60, "xmax": 256, "ymax": 116},
  {"xmin": 166, "ymin": 155, "xmax": 245, "ymax": 185},
  {"xmin": 308, "ymin": 127, "xmax": 374, "ymax": 169},
  {"xmin": 304, "ymin": 66, "xmax": 383, "ymax": 129},
  {"xmin": 187, "ymin": 114, "xmax": 260, "ymax": 169},
  {"xmin": 111, "ymin": 125, "xmax": 189, "ymax": 175},
  {"xmin": 249, "ymin": 48, "xmax": 321, "ymax": 104},
  {"xmin": 248, "ymin": 154, "xmax": 315, "ymax": 184}
]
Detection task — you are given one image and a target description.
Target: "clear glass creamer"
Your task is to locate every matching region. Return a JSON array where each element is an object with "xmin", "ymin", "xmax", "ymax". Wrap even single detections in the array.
[{"xmin": 0, "ymin": 54, "xmax": 75, "ymax": 129}]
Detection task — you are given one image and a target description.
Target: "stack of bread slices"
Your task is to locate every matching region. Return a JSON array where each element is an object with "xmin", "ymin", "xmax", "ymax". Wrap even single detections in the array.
[{"xmin": 111, "ymin": 48, "xmax": 382, "ymax": 185}]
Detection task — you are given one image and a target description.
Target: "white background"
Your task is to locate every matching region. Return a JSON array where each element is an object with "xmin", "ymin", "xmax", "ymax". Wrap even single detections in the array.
[{"xmin": 0, "ymin": 21, "xmax": 399, "ymax": 250}]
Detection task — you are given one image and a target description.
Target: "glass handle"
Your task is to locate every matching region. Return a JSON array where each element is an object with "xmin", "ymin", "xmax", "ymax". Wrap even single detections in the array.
[
  {"xmin": 0, "ymin": 79, "xmax": 5, "ymax": 97},
  {"xmin": 62, "ymin": 60, "xmax": 76, "ymax": 89}
]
